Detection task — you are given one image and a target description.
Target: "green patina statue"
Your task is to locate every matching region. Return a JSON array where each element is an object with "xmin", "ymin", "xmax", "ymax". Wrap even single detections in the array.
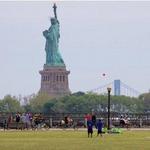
[{"xmin": 43, "ymin": 4, "xmax": 65, "ymax": 67}]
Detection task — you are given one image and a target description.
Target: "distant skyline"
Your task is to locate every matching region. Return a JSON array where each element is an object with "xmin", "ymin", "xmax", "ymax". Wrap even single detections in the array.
[{"xmin": 0, "ymin": 1, "xmax": 150, "ymax": 98}]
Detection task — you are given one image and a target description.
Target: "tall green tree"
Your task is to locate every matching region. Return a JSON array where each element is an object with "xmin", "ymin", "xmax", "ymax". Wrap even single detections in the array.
[
  {"xmin": 42, "ymin": 93, "xmax": 144, "ymax": 114},
  {"xmin": 0, "ymin": 95, "xmax": 23, "ymax": 112},
  {"xmin": 139, "ymin": 93, "xmax": 150, "ymax": 112},
  {"xmin": 28, "ymin": 93, "xmax": 53, "ymax": 112}
]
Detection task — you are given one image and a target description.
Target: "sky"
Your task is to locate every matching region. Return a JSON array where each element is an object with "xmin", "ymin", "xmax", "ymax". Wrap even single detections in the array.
[{"xmin": 0, "ymin": 1, "xmax": 150, "ymax": 98}]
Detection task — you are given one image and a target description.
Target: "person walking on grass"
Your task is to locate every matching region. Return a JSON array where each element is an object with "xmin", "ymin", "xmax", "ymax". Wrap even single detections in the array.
[
  {"xmin": 15, "ymin": 112, "xmax": 20, "ymax": 129},
  {"xmin": 7, "ymin": 113, "xmax": 13, "ymax": 129},
  {"xmin": 92, "ymin": 112, "xmax": 97, "ymax": 128},
  {"xmin": 97, "ymin": 119, "xmax": 103, "ymax": 137},
  {"xmin": 87, "ymin": 120, "xmax": 93, "ymax": 138}
]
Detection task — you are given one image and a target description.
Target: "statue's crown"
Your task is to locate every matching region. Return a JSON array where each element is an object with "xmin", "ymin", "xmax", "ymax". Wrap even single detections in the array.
[
  {"xmin": 50, "ymin": 17, "xmax": 57, "ymax": 24},
  {"xmin": 50, "ymin": 17, "xmax": 56, "ymax": 21}
]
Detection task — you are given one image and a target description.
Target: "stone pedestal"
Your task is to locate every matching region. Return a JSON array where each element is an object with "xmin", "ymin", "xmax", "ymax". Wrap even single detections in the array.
[{"xmin": 39, "ymin": 65, "xmax": 70, "ymax": 97}]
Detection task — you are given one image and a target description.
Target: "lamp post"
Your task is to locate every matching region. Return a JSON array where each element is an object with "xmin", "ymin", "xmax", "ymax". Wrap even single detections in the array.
[{"xmin": 107, "ymin": 87, "xmax": 111, "ymax": 130}]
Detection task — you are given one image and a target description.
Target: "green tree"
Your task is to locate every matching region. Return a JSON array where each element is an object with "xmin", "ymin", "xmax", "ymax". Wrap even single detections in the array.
[
  {"xmin": 28, "ymin": 92, "xmax": 146, "ymax": 114},
  {"xmin": 139, "ymin": 93, "xmax": 150, "ymax": 112},
  {"xmin": 0, "ymin": 95, "xmax": 23, "ymax": 112},
  {"xmin": 28, "ymin": 93, "xmax": 53, "ymax": 112}
]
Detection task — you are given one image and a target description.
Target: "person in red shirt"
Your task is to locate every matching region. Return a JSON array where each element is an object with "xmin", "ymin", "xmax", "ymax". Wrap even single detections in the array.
[{"xmin": 84, "ymin": 113, "xmax": 92, "ymax": 127}]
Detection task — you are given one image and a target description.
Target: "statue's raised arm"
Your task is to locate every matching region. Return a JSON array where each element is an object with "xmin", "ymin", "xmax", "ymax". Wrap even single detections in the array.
[{"xmin": 53, "ymin": 3, "xmax": 57, "ymax": 19}]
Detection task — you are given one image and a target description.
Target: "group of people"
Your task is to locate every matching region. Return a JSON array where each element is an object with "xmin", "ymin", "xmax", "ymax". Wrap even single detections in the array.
[
  {"xmin": 119, "ymin": 115, "xmax": 130, "ymax": 128},
  {"xmin": 84, "ymin": 113, "xmax": 103, "ymax": 138},
  {"xmin": 15, "ymin": 112, "xmax": 32, "ymax": 129},
  {"xmin": 4, "ymin": 112, "xmax": 45, "ymax": 130},
  {"xmin": 61, "ymin": 116, "xmax": 74, "ymax": 128}
]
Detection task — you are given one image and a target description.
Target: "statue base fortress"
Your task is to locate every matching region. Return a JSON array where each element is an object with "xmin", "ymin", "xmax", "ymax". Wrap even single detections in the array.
[{"xmin": 39, "ymin": 65, "xmax": 70, "ymax": 97}]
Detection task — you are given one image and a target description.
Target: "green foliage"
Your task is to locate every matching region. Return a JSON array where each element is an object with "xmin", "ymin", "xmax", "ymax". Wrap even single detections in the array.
[
  {"xmin": 1, "ymin": 92, "xmax": 148, "ymax": 114},
  {"xmin": 27, "ymin": 93, "xmax": 53, "ymax": 113},
  {"xmin": 43, "ymin": 101, "xmax": 55, "ymax": 113},
  {"xmin": 139, "ymin": 92, "xmax": 150, "ymax": 112},
  {"xmin": 41, "ymin": 93, "xmax": 145, "ymax": 114},
  {"xmin": 111, "ymin": 96, "xmax": 144, "ymax": 113},
  {"xmin": 0, "ymin": 95, "xmax": 23, "ymax": 112}
]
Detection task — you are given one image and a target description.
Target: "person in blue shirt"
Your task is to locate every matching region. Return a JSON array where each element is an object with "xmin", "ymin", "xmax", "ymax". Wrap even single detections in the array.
[
  {"xmin": 97, "ymin": 119, "xmax": 103, "ymax": 137},
  {"xmin": 87, "ymin": 120, "xmax": 93, "ymax": 138}
]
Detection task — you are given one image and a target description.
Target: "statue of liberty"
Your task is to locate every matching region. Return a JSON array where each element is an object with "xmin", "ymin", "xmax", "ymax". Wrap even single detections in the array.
[{"xmin": 43, "ymin": 4, "xmax": 65, "ymax": 66}]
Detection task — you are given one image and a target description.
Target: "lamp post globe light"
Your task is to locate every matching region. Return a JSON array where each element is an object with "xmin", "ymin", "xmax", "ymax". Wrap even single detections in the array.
[{"xmin": 107, "ymin": 87, "xmax": 111, "ymax": 131}]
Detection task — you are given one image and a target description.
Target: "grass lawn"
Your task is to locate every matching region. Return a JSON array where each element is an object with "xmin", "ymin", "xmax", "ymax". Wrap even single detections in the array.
[{"xmin": 0, "ymin": 130, "xmax": 149, "ymax": 150}]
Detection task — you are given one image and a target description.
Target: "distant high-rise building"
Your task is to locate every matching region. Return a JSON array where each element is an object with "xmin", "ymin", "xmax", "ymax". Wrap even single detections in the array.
[{"xmin": 114, "ymin": 80, "xmax": 121, "ymax": 96}]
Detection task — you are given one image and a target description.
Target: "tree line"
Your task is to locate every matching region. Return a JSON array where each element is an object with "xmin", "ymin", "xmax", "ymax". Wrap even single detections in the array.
[{"xmin": 0, "ymin": 92, "xmax": 149, "ymax": 114}]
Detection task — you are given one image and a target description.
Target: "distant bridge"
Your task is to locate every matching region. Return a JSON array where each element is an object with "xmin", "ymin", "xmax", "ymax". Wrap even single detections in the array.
[{"xmin": 89, "ymin": 80, "xmax": 140, "ymax": 97}]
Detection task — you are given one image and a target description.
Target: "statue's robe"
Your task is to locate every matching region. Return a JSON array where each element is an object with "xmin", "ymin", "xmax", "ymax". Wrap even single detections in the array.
[{"xmin": 43, "ymin": 19, "xmax": 64, "ymax": 66}]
